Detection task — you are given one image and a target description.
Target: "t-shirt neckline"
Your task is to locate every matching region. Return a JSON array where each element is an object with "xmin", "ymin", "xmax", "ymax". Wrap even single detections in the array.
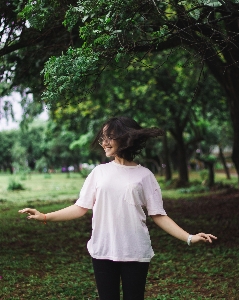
[{"xmin": 112, "ymin": 161, "xmax": 141, "ymax": 168}]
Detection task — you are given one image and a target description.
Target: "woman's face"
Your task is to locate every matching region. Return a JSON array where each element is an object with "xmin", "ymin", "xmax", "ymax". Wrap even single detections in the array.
[{"xmin": 100, "ymin": 126, "xmax": 119, "ymax": 157}]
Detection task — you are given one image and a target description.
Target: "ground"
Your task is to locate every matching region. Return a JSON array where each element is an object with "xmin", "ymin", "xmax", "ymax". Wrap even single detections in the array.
[{"xmin": 0, "ymin": 187, "xmax": 239, "ymax": 299}]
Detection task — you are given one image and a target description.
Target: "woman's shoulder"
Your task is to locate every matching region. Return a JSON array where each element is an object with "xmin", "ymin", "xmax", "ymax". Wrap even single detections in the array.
[
  {"xmin": 92, "ymin": 162, "xmax": 113, "ymax": 171},
  {"xmin": 138, "ymin": 165, "xmax": 154, "ymax": 175}
]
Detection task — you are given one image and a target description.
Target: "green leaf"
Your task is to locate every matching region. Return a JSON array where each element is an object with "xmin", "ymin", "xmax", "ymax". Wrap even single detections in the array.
[
  {"xmin": 198, "ymin": 0, "xmax": 222, "ymax": 7},
  {"xmin": 189, "ymin": 8, "xmax": 201, "ymax": 20}
]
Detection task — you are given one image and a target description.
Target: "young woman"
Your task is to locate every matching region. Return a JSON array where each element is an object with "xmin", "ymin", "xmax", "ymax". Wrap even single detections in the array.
[{"xmin": 19, "ymin": 116, "xmax": 217, "ymax": 300}]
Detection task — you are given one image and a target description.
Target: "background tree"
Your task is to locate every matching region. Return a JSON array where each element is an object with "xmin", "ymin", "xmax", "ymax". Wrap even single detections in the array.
[
  {"xmin": 0, "ymin": 130, "xmax": 17, "ymax": 173},
  {"xmin": 47, "ymin": 49, "xmax": 229, "ymax": 185},
  {"xmin": 33, "ymin": 0, "xmax": 239, "ymax": 180},
  {"xmin": 18, "ymin": 126, "xmax": 45, "ymax": 170},
  {"xmin": 0, "ymin": 0, "xmax": 80, "ymax": 122},
  {"xmin": 1, "ymin": 0, "xmax": 237, "ymax": 184}
]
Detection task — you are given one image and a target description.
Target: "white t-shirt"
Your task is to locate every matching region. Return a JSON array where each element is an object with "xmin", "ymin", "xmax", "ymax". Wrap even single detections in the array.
[{"xmin": 75, "ymin": 161, "xmax": 167, "ymax": 262}]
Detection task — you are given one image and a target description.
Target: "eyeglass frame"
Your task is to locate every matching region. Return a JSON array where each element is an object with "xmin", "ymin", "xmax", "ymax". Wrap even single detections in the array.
[{"xmin": 98, "ymin": 135, "xmax": 118, "ymax": 146}]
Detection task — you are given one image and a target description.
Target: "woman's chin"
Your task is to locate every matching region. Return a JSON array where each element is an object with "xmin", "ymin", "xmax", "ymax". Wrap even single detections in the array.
[{"xmin": 105, "ymin": 152, "xmax": 115, "ymax": 158}]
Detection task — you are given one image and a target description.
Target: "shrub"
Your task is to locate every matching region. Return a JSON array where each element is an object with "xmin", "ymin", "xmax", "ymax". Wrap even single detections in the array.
[
  {"xmin": 179, "ymin": 185, "xmax": 209, "ymax": 194},
  {"xmin": 80, "ymin": 167, "xmax": 92, "ymax": 178},
  {"xmin": 7, "ymin": 178, "xmax": 25, "ymax": 191}
]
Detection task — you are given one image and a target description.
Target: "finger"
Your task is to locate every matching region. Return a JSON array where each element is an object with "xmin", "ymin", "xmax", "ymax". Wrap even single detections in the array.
[
  {"xmin": 204, "ymin": 234, "xmax": 217, "ymax": 243},
  {"xmin": 199, "ymin": 233, "xmax": 216, "ymax": 239},
  {"xmin": 206, "ymin": 236, "xmax": 212, "ymax": 243},
  {"xmin": 27, "ymin": 215, "xmax": 38, "ymax": 220},
  {"xmin": 19, "ymin": 208, "xmax": 36, "ymax": 214},
  {"xmin": 208, "ymin": 234, "xmax": 217, "ymax": 239},
  {"xmin": 18, "ymin": 208, "xmax": 31, "ymax": 213},
  {"xmin": 197, "ymin": 234, "xmax": 209, "ymax": 243},
  {"xmin": 203, "ymin": 234, "xmax": 217, "ymax": 242}
]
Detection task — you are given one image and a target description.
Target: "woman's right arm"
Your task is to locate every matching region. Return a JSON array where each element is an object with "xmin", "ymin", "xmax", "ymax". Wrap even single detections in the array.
[{"xmin": 18, "ymin": 205, "xmax": 88, "ymax": 222}]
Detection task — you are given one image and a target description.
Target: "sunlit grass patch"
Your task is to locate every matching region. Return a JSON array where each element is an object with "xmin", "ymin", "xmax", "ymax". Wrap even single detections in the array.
[{"xmin": 0, "ymin": 173, "xmax": 85, "ymax": 205}]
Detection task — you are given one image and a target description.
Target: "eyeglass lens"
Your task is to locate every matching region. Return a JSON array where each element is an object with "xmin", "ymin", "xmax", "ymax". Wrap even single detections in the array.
[{"xmin": 98, "ymin": 136, "xmax": 113, "ymax": 145}]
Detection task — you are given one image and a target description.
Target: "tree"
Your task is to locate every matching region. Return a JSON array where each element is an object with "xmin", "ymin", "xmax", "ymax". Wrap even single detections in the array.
[
  {"xmin": 18, "ymin": 126, "xmax": 46, "ymax": 170},
  {"xmin": 48, "ymin": 49, "xmax": 228, "ymax": 185},
  {"xmin": 0, "ymin": 0, "xmax": 80, "ymax": 121},
  {"xmin": 32, "ymin": 0, "xmax": 239, "ymax": 180},
  {"xmin": 2, "ymin": 0, "xmax": 238, "ymax": 182},
  {"xmin": 0, "ymin": 130, "xmax": 17, "ymax": 173}
]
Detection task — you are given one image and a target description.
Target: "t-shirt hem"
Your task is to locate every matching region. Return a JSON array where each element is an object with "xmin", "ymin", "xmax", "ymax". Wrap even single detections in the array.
[
  {"xmin": 148, "ymin": 211, "xmax": 167, "ymax": 216},
  {"xmin": 90, "ymin": 253, "xmax": 153, "ymax": 262},
  {"xmin": 75, "ymin": 199, "xmax": 92, "ymax": 209}
]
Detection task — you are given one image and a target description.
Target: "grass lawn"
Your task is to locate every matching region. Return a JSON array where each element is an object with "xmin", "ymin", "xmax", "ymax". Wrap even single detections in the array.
[
  {"xmin": 0, "ymin": 173, "xmax": 85, "ymax": 204},
  {"xmin": 0, "ymin": 172, "xmax": 238, "ymax": 299}
]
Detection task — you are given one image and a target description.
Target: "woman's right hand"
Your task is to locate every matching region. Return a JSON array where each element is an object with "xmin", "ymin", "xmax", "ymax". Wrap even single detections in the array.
[{"xmin": 18, "ymin": 208, "xmax": 45, "ymax": 222}]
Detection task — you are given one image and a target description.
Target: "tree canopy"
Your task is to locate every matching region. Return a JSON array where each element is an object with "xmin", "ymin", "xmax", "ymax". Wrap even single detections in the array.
[
  {"xmin": 1, "ymin": 0, "xmax": 239, "ymax": 180},
  {"xmin": 0, "ymin": 0, "xmax": 80, "ymax": 121},
  {"xmin": 20, "ymin": 0, "xmax": 239, "ymax": 176}
]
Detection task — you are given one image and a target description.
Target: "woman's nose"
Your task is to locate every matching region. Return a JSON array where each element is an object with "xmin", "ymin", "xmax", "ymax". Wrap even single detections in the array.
[{"xmin": 102, "ymin": 137, "xmax": 110, "ymax": 145}]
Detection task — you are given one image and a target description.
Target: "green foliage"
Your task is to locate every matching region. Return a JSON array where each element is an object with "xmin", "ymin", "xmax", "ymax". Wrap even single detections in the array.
[
  {"xmin": 35, "ymin": 157, "xmax": 48, "ymax": 173},
  {"xmin": 1, "ymin": 0, "xmax": 238, "ymax": 181},
  {"xmin": 32, "ymin": 0, "xmax": 239, "ymax": 106},
  {"xmin": 200, "ymin": 169, "xmax": 209, "ymax": 182},
  {"xmin": 42, "ymin": 47, "xmax": 100, "ymax": 107},
  {"xmin": 0, "ymin": 83, "xmax": 13, "ymax": 119},
  {"xmin": 80, "ymin": 167, "xmax": 92, "ymax": 178},
  {"xmin": 17, "ymin": 0, "xmax": 59, "ymax": 30},
  {"xmin": 1, "ymin": 0, "xmax": 75, "ymax": 124},
  {"xmin": 179, "ymin": 185, "xmax": 209, "ymax": 194},
  {"xmin": 0, "ymin": 130, "xmax": 17, "ymax": 173},
  {"xmin": 0, "ymin": 122, "xmax": 100, "ymax": 174},
  {"xmin": 7, "ymin": 178, "xmax": 25, "ymax": 191}
]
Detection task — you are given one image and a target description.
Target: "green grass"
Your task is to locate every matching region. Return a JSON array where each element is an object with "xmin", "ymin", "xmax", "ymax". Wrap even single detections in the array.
[
  {"xmin": 0, "ymin": 173, "xmax": 85, "ymax": 205},
  {"xmin": 0, "ymin": 172, "xmax": 238, "ymax": 299},
  {"xmin": 1, "ymin": 170, "xmax": 237, "ymax": 205},
  {"xmin": 157, "ymin": 171, "xmax": 238, "ymax": 199}
]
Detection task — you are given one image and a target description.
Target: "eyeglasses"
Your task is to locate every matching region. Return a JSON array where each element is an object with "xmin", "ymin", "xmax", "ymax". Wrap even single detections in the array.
[{"xmin": 98, "ymin": 135, "xmax": 116, "ymax": 146}]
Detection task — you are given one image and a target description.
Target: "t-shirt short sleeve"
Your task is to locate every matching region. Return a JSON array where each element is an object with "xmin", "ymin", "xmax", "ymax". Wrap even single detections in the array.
[
  {"xmin": 143, "ymin": 173, "xmax": 167, "ymax": 216},
  {"xmin": 75, "ymin": 168, "xmax": 97, "ymax": 209}
]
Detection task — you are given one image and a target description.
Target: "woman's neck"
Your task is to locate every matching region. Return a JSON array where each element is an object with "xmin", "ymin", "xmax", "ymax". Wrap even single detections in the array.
[{"xmin": 114, "ymin": 156, "xmax": 138, "ymax": 166}]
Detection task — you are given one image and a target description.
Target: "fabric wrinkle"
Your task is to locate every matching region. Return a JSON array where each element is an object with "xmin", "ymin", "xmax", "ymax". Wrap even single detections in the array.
[{"xmin": 75, "ymin": 161, "xmax": 167, "ymax": 262}]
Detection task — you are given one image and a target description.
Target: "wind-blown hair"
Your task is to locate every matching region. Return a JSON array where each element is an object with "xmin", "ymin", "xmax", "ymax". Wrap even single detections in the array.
[{"xmin": 92, "ymin": 116, "xmax": 164, "ymax": 161}]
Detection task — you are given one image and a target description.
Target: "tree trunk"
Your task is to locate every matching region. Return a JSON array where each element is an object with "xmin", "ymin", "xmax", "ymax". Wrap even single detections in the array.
[
  {"xmin": 222, "ymin": 70, "xmax": 239, "ymax": 185},
  {"xmin": 196, "ymin": 155, "xmax": 215, "ymax": 187},
  {"xmin": 218, "ymin": 146, "xmax": 231, "ymax": 180},
  {"xmin": 171, "ymin": 129, "xmax": 189, "ymax": 185},
  {"xmin": 207, "ymin": 162, "xmax": 215, "ymax": 188},
  {"xmin": 162, "ymin": 132, "xmax": 172, "ymax": 181}
]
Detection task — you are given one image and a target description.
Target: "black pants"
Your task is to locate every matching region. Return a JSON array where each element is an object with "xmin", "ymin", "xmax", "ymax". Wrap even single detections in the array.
[{"xmin": 92, "ymin": 258, "xmax": 149, "ymax": 300}]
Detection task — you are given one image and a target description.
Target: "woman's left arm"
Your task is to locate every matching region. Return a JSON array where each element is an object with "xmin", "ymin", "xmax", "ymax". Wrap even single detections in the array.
[{"xmin": 151, "ymin": 215, "xmax": 217, "ymax": 244}]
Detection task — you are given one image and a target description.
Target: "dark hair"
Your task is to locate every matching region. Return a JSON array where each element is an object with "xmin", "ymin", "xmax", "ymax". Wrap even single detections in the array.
[{"xmin": 93, "ymin": 116, "xmax": 164, "ymax": 161}]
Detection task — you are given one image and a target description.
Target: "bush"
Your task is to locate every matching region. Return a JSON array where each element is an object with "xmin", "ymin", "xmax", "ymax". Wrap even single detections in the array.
[
  {"xmin": 200, "ymin": 169, "xmax": 209, "ymax": 185},
  {"xmin": 179, "ymin": 185, "xmax": 209, "ymax": 194},
  {"xmin": 7, "ymin": 178, "xmax": 25, "ymax": 191},
  {"xmin": 80, "ymin": 167, "xmax": 92, "ymax": 178}
]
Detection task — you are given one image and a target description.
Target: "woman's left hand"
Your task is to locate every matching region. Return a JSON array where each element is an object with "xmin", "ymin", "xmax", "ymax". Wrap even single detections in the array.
[{"xmin": 191, "ymin": 233, "xmax": 217, "ymax": 244}]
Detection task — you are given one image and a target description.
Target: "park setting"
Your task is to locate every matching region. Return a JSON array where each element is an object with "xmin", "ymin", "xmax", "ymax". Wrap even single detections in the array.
[{"xmin": 1, "ymin": 0, "xmax": 239, "ymax": 299}]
